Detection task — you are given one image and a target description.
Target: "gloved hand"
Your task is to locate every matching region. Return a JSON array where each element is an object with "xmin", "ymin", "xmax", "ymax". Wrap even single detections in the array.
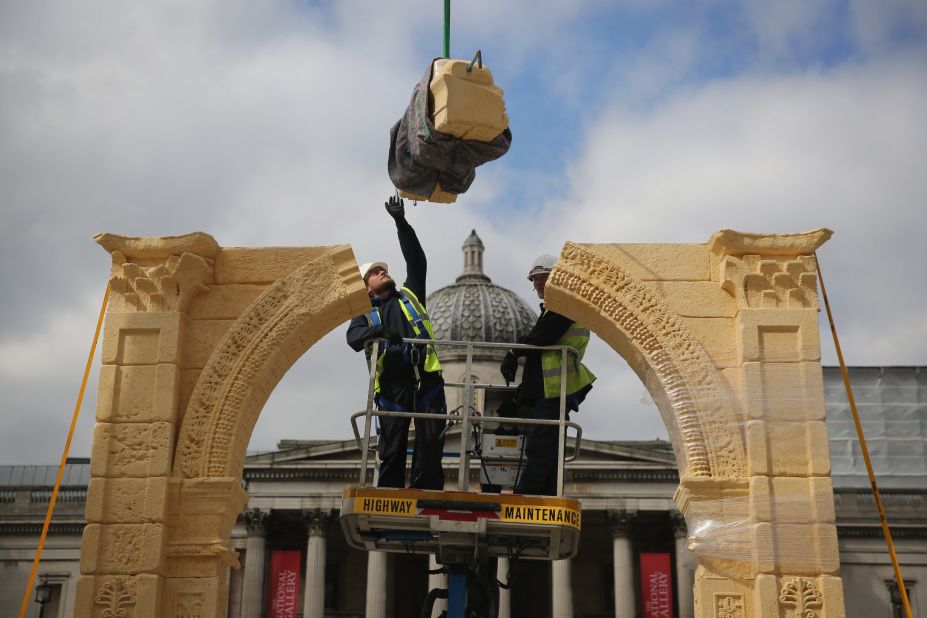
[
  {"xmin": 500, "ymin": 351, "xmax": 518, "ymax": 385},
  {"xmin": 380, "ymin": 326, "xmax": 404, "ymax": 346},
  {"xmin": 385, "ymin": 195, "xmax": 406, "ymax": 221},
  {"xmin": 496, "ymin": 396, "xmax": 520, "ymax": 419}
]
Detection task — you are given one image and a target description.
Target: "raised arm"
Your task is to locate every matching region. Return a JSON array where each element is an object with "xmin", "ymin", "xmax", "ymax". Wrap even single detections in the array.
[{"xmin": 386, "ymin": 196, "xmax": 427, "ymax": 300}]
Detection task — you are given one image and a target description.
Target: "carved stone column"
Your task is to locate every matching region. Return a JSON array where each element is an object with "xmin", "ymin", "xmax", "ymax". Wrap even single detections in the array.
[
  {"xmin": 76, "ymin": 233, "xmax": 219, "ymax": 618},
  {"xmin": 497, "ymin": 557, "xmax": 511, "ymax": 618},
  {"xmin": 672, "ymin": 512, "xmax": 694, "ymax": 618},
  {"xmin": 427, "ymin": 555, "xmax": 448, "ymax": 618},
  {"xmin": 241, "ymin": 508, "xmax": 269, "ymax": 618},
  {"xmin": 703, "ymin": 230, "xmax": 845, "ymax": 617},
  {"xmin": 304, "ymin": 509, "xmax": 334, "ymax": 618},
  {"xmin": 552, "ymin": 558, "xmax": 573, "ymax": 618},
  {"xmin": 228, "ymin": 559, "xmax": 244, "ymax": 618},
  {"xmin": 609, "ymin": 510, "xmax": 636, "ymax": 618},
  {"xmin": 366, "ymin": 551, "xmax": 389, "ymax": 618}
]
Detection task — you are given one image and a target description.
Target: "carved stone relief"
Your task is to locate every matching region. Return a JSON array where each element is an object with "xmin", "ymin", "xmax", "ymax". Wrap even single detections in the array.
[
  {"xmin": 720, "ymin": 255, "xmax": 819, "ymax": 310},
  {"xmin": 779, "ymin": 578, "xmax": 823, "ymax": 618},
  {"xmin": 94, "ymin": 579, "xmax": 137, "ymax": 618},
  {"xmin": 709, "ymin": 228, "xmax": 832, "ymax": 312},
  {"xmin": 715, "ymin": 593, "xmax": 745, "ymax": 618},
  {"xmin": 175, "ymin": 246, "xmax": 366, "ymax": 478},
  {"xmin": 172, "ymin": 592, "xmax": 204, "ymax": 618},
  {"xmin": 550, "ymin": 242, "xmax": 745, "ymax": 478},
  {"xmin": 164, "ymin": 478, "xmax": 247, "ymax": 577},
  {"xmin": 106, "ymin": 252, "xmax": 214, "ymax": 314},
  {"xmin": 95, "ymin": 233, "xmax": 218, "ymax": 314}
]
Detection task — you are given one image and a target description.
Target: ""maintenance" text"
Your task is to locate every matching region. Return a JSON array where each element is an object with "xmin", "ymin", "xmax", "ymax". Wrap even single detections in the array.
[{"xmin": 501, "ymin": 505, "xmax": 581, "ymax": 528}]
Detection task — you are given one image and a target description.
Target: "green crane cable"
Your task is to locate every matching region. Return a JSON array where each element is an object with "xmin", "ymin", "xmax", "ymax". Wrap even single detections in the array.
[{"xmin": 443, "ymin": 0, "xmax": 450, "ymax": 58}]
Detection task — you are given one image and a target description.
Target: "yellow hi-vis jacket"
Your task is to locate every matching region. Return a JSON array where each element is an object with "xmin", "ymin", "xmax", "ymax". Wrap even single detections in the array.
[
  {"xmin": 540, "ymin": 316, "xmax": 596, "ymax": 399},
  {"xmin": 367, "ymin": 287, "xmax": 441, "ymax": 392}
]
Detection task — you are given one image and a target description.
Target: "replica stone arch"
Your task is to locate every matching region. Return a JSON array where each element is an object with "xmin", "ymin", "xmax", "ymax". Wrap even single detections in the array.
[
  {"xmin": 76, "ymin": 229, "xmax": 845, "ymax": 617},
  {"xmin": 547, "ymin": 233, "xmax": 844, "ymax": 617}
]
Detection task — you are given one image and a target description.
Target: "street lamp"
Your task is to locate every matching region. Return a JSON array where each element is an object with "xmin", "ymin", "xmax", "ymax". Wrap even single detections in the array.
[{"xmin": 34, "ymin": 576, "xmax": 52, "ymax": 618}]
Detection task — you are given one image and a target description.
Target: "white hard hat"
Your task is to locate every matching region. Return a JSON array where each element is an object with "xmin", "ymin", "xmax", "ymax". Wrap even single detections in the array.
[
  {"xmin": 359, "ymin": 261, "xmax": 389, "ymax": 282},
  {"xmin": 527, "ymin": 254, "xmax": 557, "ymax": 280}
]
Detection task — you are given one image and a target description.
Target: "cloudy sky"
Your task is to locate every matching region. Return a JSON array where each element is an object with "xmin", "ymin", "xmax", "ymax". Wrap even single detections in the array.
[{"xmin": 2, "ymin": 1, "xmax": 926, "ymax": 464}]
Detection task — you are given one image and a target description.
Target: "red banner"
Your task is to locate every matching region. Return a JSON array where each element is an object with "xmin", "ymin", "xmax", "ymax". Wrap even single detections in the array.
[
  {"xmin": 268, "ymin": 550, "xmax": 301, "ymax": 618},
  {"xmin": 640, "ymin": 552, "xmax": 674, "ymax": 618}
]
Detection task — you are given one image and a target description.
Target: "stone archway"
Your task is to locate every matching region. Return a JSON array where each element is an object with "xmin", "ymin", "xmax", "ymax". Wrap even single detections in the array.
[
  {"xmin": 173, "ymin": 249, "xmax": 369, "ymax": 481},
  {"xmin": 76, "ymin": 229, "xmax": 846, "ymax": 617},
  {"xmin": 76, "ymin": 233, "xmax": 368, "ymax": 618},
  {"xmin": 549, "ymin": 241, "xmax": 745, "ymax": 481},
  {"xmin": 546, "ymin": 233, "xmax": 844, "ymax": 617}
]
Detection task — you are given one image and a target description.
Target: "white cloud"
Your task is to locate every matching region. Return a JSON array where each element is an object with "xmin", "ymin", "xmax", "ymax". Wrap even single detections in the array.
[
  {"xmin": 544, "ymin": 55, "xmax": 927, "ymax": 373},
  {"xmin": 741, "ymin": 0, "xmax": 841, "ymax": 62},
  {"xmin": 609, "ymin": 26, "xmax": 704, "ymax": 105},
  {"xmin": 849, "ymin": 0, "xmax": 927, "ymax": 51},
  {"xmin": 0, "ymin": 292, "xmax": 103, "ymax": 464},
  {"xmin": 0, "ymin": 291, "xmax": 105, "ymax": 381},
  {"xmin": 2, "ymin": 1, "xmax": 926, "ymax": 463},
  {"xmin": 578, "ymin": 338, "xmax": 666, "ymax": 441},
  {"xmin": 0, "ymin": 0, "xmax": 532, "ymax": 464}
]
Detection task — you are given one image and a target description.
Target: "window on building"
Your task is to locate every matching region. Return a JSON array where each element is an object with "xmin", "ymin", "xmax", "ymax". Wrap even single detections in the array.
[
  {"xmin": 887, "ymin": 580, "xmax": 915, "ymax": 618},
  {"xmin": 35, "ymin": 574, "xmax": 66, "ymax": 618}
]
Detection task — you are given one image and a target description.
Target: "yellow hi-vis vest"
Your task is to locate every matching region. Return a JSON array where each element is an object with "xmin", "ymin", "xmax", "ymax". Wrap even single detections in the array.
[
  {"xmin": 540, "ymin": 314, "xmax": 596, "ymax": 399},
  {"xmin": 367, "ymin": 287, "xmax": 441, "ymax": 392}
]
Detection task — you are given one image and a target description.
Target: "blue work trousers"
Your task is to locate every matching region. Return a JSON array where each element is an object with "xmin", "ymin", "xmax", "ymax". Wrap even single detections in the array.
[
  {"xmin": 375, "ymin": 383, "xmax": 447, "ymax": 490},
  {"xmin": 514, "ymin": 398, "xmax": 569, "ymax": 497}
]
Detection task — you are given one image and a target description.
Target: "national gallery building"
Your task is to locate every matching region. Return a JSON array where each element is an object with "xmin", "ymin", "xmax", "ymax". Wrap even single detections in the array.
[{"xmin": 1, "ymin": 234, "xmax": 925, "ymax": 618}]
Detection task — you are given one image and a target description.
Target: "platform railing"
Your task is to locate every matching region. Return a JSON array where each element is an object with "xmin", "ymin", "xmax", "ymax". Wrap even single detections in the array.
[{"xmin": 352, "ymin": 338, "xmax": 584, "ymax": 497}]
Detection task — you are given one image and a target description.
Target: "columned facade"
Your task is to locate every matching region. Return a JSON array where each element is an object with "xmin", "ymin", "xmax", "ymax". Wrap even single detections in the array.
[
  {"xmin": 303, "ymin": 509, "xmax": 332, "ymax": 618},
  {"xmin": 366, "ymin": 551, "xmax": 389, "ymax": 618},
  {"xmin": 231, "ymin": 441, "xmax": 689, "ymax": 617},
  {"xmin": 552, "ymin": 559, "xmax": 573, "ymax": 618},
  {"xmin": 241, "ymin": 508, "xmax": 268, "ymax": 618},
  {"xmin": 609, "ymin": 510, "xmax": 636, "ymax": 618}
]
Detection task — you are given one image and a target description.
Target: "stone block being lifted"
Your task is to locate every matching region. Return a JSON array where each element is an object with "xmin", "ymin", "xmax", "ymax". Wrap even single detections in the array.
[
  {"xmin": 389, "ymin": 57, "xmax": 512, "ymax": 204},
  {"xmin": 429, "ymin": 58, "xmax": 509, "ymax": 142},
  {"xmin": 398, "ymin": 180, "xmax": 457, "ymax": 204}
]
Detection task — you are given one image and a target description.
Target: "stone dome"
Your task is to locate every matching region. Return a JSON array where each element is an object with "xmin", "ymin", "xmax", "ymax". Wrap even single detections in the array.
[{"xmin": 427, "ymin": 230, "xmax": 537, "ymax": 358}]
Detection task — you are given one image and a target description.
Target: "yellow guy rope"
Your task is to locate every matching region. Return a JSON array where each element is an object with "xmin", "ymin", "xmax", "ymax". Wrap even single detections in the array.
[
  {"xmin": 18, "ymin": 284, "xmax": 110, "ymax": 618},
  {"xmin": 815, "ymin": 253, "xmax": 913, "ymax": 618}
]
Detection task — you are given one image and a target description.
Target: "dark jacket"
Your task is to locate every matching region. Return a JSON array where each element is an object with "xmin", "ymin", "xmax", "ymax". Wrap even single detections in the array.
[
  {"xmin": 346, "ymin": 219, "xmax": 441, "ymax": 408},
  {"xmin": 511, "ymin": 306, "xmax": 574, "ymax": 404}
]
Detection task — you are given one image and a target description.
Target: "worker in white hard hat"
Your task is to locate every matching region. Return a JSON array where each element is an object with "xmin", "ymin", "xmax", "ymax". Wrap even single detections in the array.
[
  {"xmin": 346, "ymin": 196, "xmax": 446, "ymax": 490},
  {"xmin": 499, "ymin": 253, "xmax": 596, "ymax": 496}
]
